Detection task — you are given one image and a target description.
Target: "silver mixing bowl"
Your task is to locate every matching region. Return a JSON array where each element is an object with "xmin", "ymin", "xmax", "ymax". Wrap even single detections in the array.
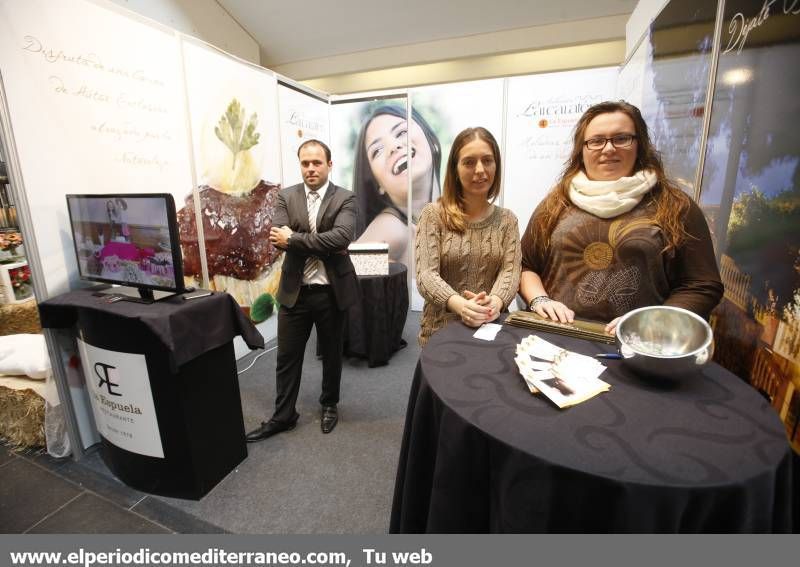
[{"xmin": 616, "ymin": 305, "xmax": 713, "ymax": 381}]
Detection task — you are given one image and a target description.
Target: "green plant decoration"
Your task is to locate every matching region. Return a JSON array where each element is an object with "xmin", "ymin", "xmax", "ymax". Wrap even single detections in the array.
[
  {"xmin": 250, "ymin": 293, "xmax": 277, "ymax": 323},
  {"xmin": 214, "ymin": 98, "xmax": 260, "ymax": 170}
]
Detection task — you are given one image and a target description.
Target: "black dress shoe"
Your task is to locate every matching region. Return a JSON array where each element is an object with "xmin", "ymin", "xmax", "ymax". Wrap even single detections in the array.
[
  {"xmin": 321, "ymin": 405, "xmax": 338, "ymax": 434},
  {"xmin": 246, "ymin": 414, "xmax": 299, "ymax": 443}
]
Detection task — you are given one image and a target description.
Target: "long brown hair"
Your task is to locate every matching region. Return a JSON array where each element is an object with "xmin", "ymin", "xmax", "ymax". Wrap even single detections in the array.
[
  {"xmin": 439, "ymin": 127, "xmax": 502, "ymax": 232},
  {"xmin": 530, "ymin": 101, "xmax": 691, "ymax": 263}
]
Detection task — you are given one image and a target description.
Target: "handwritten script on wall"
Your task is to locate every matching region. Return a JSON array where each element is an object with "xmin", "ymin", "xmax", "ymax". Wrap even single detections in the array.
[
  {"xmin": 724, "ymin": 0, "xmax": 799, "ymax": 55},
  {"xmin": 0, "ymin": 0, "xmax": 194, "ymax": 295},
  {"xmin": 21, "ymin": 34, "xmax": 176, "ymax": 174}
]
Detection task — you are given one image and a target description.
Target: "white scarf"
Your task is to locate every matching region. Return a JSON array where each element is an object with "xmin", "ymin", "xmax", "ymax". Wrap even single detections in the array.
[{"xmin": 568, "ymin": 170, "xmax": 657, "ymax": 218}]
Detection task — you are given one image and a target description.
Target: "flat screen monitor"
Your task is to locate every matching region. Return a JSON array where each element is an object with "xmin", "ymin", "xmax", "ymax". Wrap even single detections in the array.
[{"xmin": 66, "ymin": 193, "xmax": 185, "ymax": 301}]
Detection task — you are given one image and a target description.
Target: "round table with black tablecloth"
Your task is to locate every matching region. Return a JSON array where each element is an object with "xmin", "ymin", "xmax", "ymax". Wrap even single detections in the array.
[
  {"xmin": 390, "ymin": 318, "xmax": 794, "ymax": 533},
  {"xmin": 344, "ymin": 262, "xmax": 408, "ymax": 367}
]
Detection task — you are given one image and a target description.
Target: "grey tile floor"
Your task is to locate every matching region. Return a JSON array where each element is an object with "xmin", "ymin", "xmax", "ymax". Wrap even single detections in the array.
[
  {"xmin": 0, "ymin": 442, "xmax": 225, "ymax": 533},
  {"xmin": 1, "ymin": 312, "xmax": 422, "ymax": 534}
]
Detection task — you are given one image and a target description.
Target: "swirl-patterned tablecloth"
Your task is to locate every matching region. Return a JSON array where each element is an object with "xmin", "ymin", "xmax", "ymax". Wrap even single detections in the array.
[{"xmin": 390, "ymin": 319, "xmax": 794, "ymax": 533}]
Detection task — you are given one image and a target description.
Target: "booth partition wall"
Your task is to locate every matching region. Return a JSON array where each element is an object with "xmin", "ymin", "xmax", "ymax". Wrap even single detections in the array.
[
  {"xmin": 619, "ymin": 0, "xmax": 800, "ymax": 453},
  {"xmin": 0, "ymin": 0, "xmax": 619, "ymax": 347},
  {"xmin": 0, "ymin": 0, "xmax": 798, "ymax": 458}
]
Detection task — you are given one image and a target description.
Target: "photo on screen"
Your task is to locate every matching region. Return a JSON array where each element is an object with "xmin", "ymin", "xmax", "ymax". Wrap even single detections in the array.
[{"xmin": 66, "ymin": 194, "xmax": 182, "ymax": 292}]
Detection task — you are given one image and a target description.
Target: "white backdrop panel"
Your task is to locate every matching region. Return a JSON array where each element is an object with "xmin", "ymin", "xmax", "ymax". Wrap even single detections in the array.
[
  {"xmin": 181, "ymin": 39, "xmax": 281, "ymax": 193},
  {"xmin": 0, "ymin": 0, "xmax": 193, "ymax": 296},
  {"xmin": 411, "ymin": 79, "xmax": 505, "ymax": 180},
  {"xmin": 277, "ymin": 85, "xmax": 330, "ymax": 188},
  {"xmin": 504, "ymin": 67, "xmax": 618, "ymax": 235},
  {"xmin": 181, "ymin": 39, "xmax": 283, "ymax": 331}
]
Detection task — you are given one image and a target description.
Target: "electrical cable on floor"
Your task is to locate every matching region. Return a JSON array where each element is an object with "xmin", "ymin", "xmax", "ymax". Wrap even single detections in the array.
[{"xmin": 237, "ymin": 345, "xmax": 277, "ymax": 375}]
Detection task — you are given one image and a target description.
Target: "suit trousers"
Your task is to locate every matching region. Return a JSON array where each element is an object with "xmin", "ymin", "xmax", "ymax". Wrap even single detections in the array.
[{"xmin": 273, "ymin": 285, "xmax": 345, "ymax": 424}]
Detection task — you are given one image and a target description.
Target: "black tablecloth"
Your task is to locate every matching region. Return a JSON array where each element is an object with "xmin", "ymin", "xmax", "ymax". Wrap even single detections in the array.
[
  {"xmin": 344, "ymin": 263, "xmax": 408, "ymax": 367},
  {"xmin": 390, "ymin": 318, "xmax": 794, "ymax": 533},
  {"xmin": 39, "ymin": 288, "xmax": 264, "ymax": 371}
]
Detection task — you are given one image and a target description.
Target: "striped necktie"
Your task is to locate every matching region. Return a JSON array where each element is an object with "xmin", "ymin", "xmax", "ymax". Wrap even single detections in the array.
[{"xmin": 303, "ymin": 190, "xmax": 321, "ymax": 281}]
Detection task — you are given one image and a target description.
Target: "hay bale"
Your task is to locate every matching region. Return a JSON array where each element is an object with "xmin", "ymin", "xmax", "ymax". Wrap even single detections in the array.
[
  {"xmin": 0, "ymin": 299, "xmax": 41, "ymax": 336},
  {"xmin": 0, "ymin": 385, "xmax": 45, "ymax": 448}
]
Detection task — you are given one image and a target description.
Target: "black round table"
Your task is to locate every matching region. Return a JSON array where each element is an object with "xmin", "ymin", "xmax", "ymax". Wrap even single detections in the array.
[
  {"xmin": 390, "ymin": 318, "xmax": 794, "ymax": 533},
  {"xmin": 344, "ymin": 262, "xmax": 408, "ymax": 367}
]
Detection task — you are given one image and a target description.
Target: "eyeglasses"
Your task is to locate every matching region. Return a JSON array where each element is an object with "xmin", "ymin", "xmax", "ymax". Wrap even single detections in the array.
[{"xmin": 583, "ymin": 134, "xmax": 637, "ymax": 151}]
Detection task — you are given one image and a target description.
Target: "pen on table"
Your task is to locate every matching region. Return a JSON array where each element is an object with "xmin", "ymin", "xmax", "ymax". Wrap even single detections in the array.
[{"xmin": 595, "ymin": 353, "xmax": 622, "ymax": 360}]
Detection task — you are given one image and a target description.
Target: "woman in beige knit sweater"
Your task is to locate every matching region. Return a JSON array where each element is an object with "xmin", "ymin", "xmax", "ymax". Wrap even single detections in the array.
[{"xmin": 415, "ymin": 127, "xmax": 521, "ymax": 346}]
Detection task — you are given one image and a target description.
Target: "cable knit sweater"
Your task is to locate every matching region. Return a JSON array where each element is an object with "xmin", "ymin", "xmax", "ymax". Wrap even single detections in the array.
[{"xmin": 415, "ymin": 203, "xmax": 522, "ymax": 346}]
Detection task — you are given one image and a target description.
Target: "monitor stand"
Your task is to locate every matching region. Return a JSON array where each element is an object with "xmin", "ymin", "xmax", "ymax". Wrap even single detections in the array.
[{"xmin": 101, "ymin": 285, "xmax": 178, "ymax": 304}]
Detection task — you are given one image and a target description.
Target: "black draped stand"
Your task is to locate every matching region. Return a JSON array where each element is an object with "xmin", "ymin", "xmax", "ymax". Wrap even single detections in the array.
[
  {"xmin": 39, "ymin": 288, "xmax": 264, "ymax": 500},
  {"xmin": 390, "ymin": 318, "xmax": 794, "ymax": 533},
  {"xmin": 344, "ymin": 262, "xmax": 409, "ymax": 367}
]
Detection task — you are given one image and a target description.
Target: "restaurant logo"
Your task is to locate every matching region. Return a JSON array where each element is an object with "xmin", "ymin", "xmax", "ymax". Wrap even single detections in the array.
[
  {"xmin": 95, "ymin": 392, "xmax": 143, "ymax": 415},
  {"xmin": 93, "ymin": 361, "xmax": 121, "ymax": 396},
  {"xmin": 519, "ymin": 95, "xmax": 606, "ymax": 128},
  {"xmin": 78, "ymin": 338, "xmax": 164, "ymax": 458}
]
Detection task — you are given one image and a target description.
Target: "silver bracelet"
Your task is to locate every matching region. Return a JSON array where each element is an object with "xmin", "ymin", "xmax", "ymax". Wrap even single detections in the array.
[{"xmin": 528, "ymin": 295, "xmax": 551, "ymax": 311}]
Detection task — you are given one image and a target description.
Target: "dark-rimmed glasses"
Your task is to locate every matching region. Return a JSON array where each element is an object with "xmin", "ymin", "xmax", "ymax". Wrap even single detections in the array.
[{"xmin": 584, "ymin": 134, "xmax": 637, "ymax": 151}]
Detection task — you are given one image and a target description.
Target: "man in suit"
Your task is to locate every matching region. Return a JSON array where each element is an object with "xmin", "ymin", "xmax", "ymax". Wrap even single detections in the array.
[{"xmin": 246, "ymin": 140, "xmax": 359, "ymax": 441}]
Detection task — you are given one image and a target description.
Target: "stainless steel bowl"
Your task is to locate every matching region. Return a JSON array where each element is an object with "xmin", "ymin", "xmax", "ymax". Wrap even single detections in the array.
[{"xmin": 616, "ymin": 305, "xmax": 713, "ymax": 381}]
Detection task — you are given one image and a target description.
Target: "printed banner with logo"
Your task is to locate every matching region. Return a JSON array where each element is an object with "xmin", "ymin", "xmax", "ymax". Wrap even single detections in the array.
[{"xmin": 77, "ymin": 338, "xmax": 163, "ymax": 458}]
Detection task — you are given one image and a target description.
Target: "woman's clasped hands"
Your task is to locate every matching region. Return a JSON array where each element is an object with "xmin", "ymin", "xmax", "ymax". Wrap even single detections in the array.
[{"xmin": 448, "ymin": 290, "xmax": 502, "ymax": 328}]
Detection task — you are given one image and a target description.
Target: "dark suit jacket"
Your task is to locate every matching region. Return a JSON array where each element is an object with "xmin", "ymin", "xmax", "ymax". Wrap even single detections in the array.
[{"xmin": 272, "ymin": 183, "xmax": 359, "ymax": 310}]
